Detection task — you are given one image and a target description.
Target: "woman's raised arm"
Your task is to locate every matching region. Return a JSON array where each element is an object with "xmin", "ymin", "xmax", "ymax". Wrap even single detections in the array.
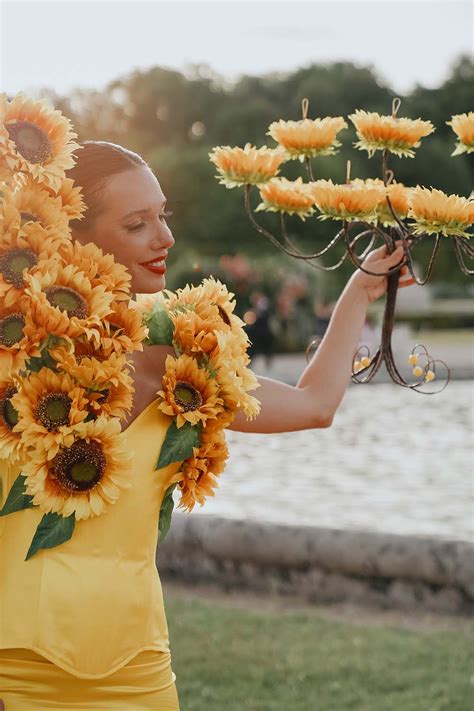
[{"xmin": 228, "ymin": 242, "xmax": 415, "ymax": 434}]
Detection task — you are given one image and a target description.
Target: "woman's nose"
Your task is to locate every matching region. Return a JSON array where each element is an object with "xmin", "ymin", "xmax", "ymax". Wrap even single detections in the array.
[{"xmin": 152, "ymin": 222, "xmax": 175, "ymax": 250}]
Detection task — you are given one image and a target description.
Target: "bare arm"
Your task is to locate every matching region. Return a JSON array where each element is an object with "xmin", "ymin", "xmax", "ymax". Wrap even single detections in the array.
[{"xmin": 228, "ymin": 242, "xmax": 414, "ymax": 434}]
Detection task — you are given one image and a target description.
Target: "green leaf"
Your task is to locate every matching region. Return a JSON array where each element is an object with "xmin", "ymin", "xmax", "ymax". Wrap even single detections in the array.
[
  {"xmin": 25, "ymin": 512, "xmax": 76, "ymax": 561},
  {"xmin": 158, "ymin": 483, "xmax": 177, "ymax": 544},
  {"xmin": 0, "ymin": 474, "xmax": 35, "ymax": 517},
  {"xmin": 146, "ymin": 302, "xmax": 174, "ymax": 346},
  {"xmin": 156, "ymin": 420, "xmax": 201, "ymax": 469}
]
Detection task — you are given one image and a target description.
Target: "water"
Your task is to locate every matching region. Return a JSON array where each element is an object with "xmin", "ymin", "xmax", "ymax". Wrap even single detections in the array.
[{"xmin": 189, "ymin": 380, "xmax": 474, "ymax": 543}]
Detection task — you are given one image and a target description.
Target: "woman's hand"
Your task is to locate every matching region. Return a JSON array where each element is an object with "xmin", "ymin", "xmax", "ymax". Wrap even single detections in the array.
[{"xmin": 348, "ymin": 240, "xmax": 416, "ymax": 304}]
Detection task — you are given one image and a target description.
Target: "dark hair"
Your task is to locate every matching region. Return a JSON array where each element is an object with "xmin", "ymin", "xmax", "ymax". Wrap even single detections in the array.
[{"xmin": 66, "ymin": 141, "xmax": 148, "ymax": 232}]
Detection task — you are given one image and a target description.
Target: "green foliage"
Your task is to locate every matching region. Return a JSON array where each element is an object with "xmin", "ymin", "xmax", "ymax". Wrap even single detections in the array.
[
  {"xmin": 25, "ymin": 512, "xmax": 76, "ymax": 561},
  {"xmin": 0, "ymin": 474, "xmax": 34, "ymax": 517},
  {"xmin": 158, "ymin": 483, "xmax": 177, "ymax": 545},
  {"xmin": 157, "ymin": 420, "xmax": 201, "ymax": 470},
  {"xmin": 144, "ymin": 299, "xmax": 174, "ymax": 346}
]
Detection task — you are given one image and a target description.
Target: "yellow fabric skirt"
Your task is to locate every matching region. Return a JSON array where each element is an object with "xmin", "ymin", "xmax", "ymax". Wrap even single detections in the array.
[{"xmin": 0, "ymin": 647, "xmax": 180, "ymax": 710}]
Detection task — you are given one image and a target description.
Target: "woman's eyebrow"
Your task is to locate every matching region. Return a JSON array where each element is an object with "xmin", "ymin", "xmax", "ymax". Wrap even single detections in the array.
[{"xmin": 122, "ymin": 201, "xmax": 167, "ymax": 220}]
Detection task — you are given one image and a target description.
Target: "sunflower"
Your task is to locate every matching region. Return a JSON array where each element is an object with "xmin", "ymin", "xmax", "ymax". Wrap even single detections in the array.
[
  {"xmin": 22, "ymin": 415, "xmax": 132, "ymax": 520},
  {"xmin": 45, "ymin": 177, "xmax": 86, "ymax": 219},
  {"xmin": 54, "ymin": 350, "xmax": 134, "ymax": 420},
  {"xmin": 408, "ymin": 186, "xmax": 474, "ymax": 238},
  {"xmin": 171, "ymin": 291, "xmax": 247, "ymax": 360},
  {"xmin": 348, "ymin": 109, "xmax": 435, "ymax": 158},
  {"xmin": 209, "ymin": 143, "xmax": 286, "ymax": 188},
  {"xmin": 170, "ymin": 425, "xmax": 229, "ymax": 512},
  {"xmin": 99, "ymin": 301, "xmax": 147, "ymax": 355},
  {"xmin": 157, "ymin": 353, "xmax": 225, "ymax": 428},
  {"xmin": 256, "ymin": 177, "xmax": 315, "ymax": 219},
  {"xmin": 0, "ymin": 227, "xmax": 66, "ymax": 308},
  {"xmin": 0, "ymin": 93, "xmax": 80, "ymax": 191},
  {"xmin": 59, "ymin": 241, "xmax": 132, "ymax": 302},
  {"xmin": 23, "ymin": 262, "xmax": 115, "ymax": 345},
  {"xmin": 446, "ymin": 112, "xmax": 474, "ymax": 156},
  {"xmin": 0, "ymin": 296, "xmax": 41, "ymax": 378},
  {"xmin": 267, "ymin": 116, "xmax": 348, "ymax": 160},
  {"xmin": 310, "ymin": 179, "xmax": 383, "ymax": 222},
  {"xmin": 10, "ymin": 368, "xmax": 90, "ymax": 459},
  {"xmin": 0, "ymin": 176, "xmax": 71, "ymax": 237},
  {"xmin": 351, "ymin": 178, "xmax": 409, "ymax": 226},
  {"xmin": 0, "ymin": 378, "xmax": 25, "ymax": 462},
  {"xmin": 168, "ymin": 277, "xmax": 248, "ymax": 355},
  {"xmin": 210, "ymin": 331, "xmax": 261, "ymax": 421}
]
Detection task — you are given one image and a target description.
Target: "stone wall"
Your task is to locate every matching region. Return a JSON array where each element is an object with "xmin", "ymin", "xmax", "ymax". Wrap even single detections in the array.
[{"xmin": 156, "ymin": 513, "xmax": 474, "ymax": 615}]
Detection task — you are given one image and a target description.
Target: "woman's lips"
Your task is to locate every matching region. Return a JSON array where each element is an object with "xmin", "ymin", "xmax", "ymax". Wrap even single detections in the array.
[{"xmin": 140, "ymin": 257, "xmax": 167, "ymax": 274}]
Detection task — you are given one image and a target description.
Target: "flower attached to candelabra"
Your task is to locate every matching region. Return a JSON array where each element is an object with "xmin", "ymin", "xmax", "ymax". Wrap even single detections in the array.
[{"xmin": 209, "ymin": 98, "xmax": 473, "ymax": 393}]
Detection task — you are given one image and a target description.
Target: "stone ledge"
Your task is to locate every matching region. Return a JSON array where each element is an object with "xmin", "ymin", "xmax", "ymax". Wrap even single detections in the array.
[{"xmin": 156, "ymin": 513, "xmax": 474, "ymax": 615}]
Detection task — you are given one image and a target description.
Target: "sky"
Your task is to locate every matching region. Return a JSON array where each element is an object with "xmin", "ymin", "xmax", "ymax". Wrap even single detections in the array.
[{"xmin": 0, "ymin": 0, "xmax": 472, "ymax": 97}]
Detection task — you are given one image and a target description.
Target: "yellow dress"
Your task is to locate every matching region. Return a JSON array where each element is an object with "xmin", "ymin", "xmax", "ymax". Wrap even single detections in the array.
[{"xmin": 0, "ymin": 399, "xmax": 184, "ymax": 709}]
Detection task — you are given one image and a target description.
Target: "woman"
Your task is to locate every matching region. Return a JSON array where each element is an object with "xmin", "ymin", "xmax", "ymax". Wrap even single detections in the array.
[{"xmin": 0, "ymin": 140, "xmax": 415, "ymax": 709}]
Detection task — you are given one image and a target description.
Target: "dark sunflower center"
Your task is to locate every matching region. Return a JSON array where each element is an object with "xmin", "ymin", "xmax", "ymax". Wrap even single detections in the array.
[
  {"xmin": 0, "ymin": 386, "xmax": 19, "ymax": 431},
  {"xmin": 0, "ymin": 313, "xmax": 25, "ymax": 346},
  {"xmin": 217, "ymin": 304, "xmax": 231, "ymax": 326},
  {"xmin": 52, "ymin": 439, "xmax": 106, "ymax": 493},
  {"xmin": 6, "ymin": 120, "xmax": 52, "ymax": 164},
  {"xmin": 45, "ymin": 286, "xmax": 88, "ymax": 319},
  {"xmin": 0, "ymin": 247, "xmax": 38, "ymax": 288},
  {"xmin": 97, "ymin": 388, "xmax": 110, "ymax": 404},
  {"xmin": 20, "ymin": 211, "xmax": 40, "ymax": 226},
  {"xmin": 174, "ymin": 381, "xmax": 203, "ymax": 412},
  {"xmin": 36, "ymin": 392, "xmax": 72, "ymax": 431}
]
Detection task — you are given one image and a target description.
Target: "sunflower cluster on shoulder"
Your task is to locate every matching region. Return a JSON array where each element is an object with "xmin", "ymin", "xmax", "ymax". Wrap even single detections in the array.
[{"xmin": 134, "ymin": 277, "xmax": 261, "ymax": 524}]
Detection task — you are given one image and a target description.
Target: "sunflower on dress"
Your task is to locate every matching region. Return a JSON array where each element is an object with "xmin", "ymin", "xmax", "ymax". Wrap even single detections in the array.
[
  {"xmin": 22, "ymin": 415, "xmax": 132, "ymax": 521},
  {"xmin": 0, "ymin": 294, "xmax": 42, "ymax": 378},
  {"xmin": 59, "ymin": 241, "xmax": 132, "ymax": 302},
  {"xmin": 170, "ymin": 423, "xmax": 229, "ymax": 512},
  {"xmin": 157, "ymin": 353, "xmax": 225, "ymax": 429},
  {"xmin": 10, "ymin": 367, "xmax": 90, "ymax": 460},
  {"xmin": 0, "ymin": 92, "xmax": 80, "ymax": 191},
  {"xmin": 0, "ymin": 377, "xmax": 24, "ymax": 463},
  {"xmin": 23, "ymin": 262, "xmax": 115, "ymax": 346},
  {"xmin": 44, "ymin": 177, "xmax": 86, "ymax": 220}
]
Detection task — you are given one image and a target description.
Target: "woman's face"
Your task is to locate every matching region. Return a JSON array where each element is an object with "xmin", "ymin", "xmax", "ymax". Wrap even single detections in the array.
[{"xmin": 73, "ymin": 166, "xmax": 175, "ymax": 294}]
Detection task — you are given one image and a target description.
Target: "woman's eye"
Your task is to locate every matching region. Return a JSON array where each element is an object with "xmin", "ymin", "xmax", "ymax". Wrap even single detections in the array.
[
  {"xmin": 126, "ymin": 221, "xmax": 145, "ymax": 232},
  {"xmin": 160, "ymin": 210, "xmax": 173, "ymax": 220}
]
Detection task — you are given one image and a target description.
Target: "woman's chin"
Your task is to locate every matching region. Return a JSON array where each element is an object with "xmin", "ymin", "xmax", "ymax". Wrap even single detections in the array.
[{"xmin": 132, "ymin": 272, "xmax": 166, "ymax": 294}]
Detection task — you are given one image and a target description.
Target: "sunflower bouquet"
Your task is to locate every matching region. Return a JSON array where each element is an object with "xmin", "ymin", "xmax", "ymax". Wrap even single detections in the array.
[
  {"xmin": 134, "ymin": 277, "xmax": 261, "ymax": 541},
  {"xmin": 1, "ymin": 92, "xmax": 261, "ymax": 558},
  {"xmin": 0, "ymin": 93, "xmax": 147, "ymax": 559}
]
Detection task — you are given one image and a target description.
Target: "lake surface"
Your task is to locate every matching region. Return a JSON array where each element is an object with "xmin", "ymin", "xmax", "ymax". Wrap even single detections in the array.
[{"xmin": 188, "ymin": 380, "xmax": 473, "ymax": 543}]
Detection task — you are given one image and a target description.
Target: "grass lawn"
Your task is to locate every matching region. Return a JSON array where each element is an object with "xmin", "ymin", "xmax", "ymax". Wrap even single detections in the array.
[{"xmin": 165, "ymin": 584, "xmax": 473, "ymax": 711}]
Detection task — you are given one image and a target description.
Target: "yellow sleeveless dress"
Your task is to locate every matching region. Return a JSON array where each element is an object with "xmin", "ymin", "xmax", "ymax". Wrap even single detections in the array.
[{"xmin": 0, "ymin": 399, "xmax": 184, "ymax": 709}]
